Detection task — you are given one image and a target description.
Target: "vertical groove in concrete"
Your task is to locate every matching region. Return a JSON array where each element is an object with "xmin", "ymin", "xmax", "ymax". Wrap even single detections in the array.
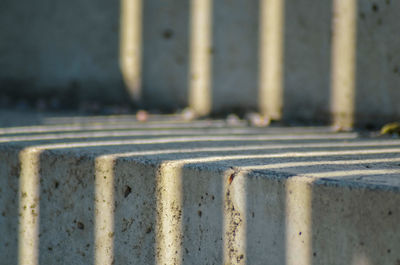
[
  {"xmin": 155, "ymin": 162, "xmax": 183, "ymax": 265},
  {"xmin": 94, "ymin": 156, "xmax": 115, "ymax": 265},
  {"xmin": 330, "ymin": 0, "xmax": 357, "ymax": 128},
  {"xmin": 259, "ymin": 0, "xmax": 285, "ymax": 120},
  {"xmin": 18, "ymin": 148, "xmax": 41, "ymax": 265},
  {"xmin": 223, "ymin": 169, "xmax": 247, "ymax": 265},
  {"xmin": 285, "ymin": 177, "xmax": 312, "ymax": 265},
  {"xmin": 120, "ymin": 0, "xmax": 143, "ymax": 102},
  {"xmin": 189, "ymin": 0, "xmax": 213, "ymax": 116}
]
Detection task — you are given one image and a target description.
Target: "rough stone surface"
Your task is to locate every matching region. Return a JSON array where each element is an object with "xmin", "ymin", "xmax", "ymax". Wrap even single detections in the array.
[{"xmin": 0, "ymin": 112, "xmax": 399, "ymax": 265}]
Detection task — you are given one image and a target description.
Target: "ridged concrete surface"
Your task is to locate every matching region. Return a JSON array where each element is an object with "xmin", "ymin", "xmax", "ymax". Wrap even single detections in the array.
[{"xmin": 0, "ymin": 112, "xmax": 399, "ymax": 265}]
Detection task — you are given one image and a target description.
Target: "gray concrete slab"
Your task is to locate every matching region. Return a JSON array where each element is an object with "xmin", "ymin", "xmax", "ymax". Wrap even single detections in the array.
[{"xmin": 0, "ymin": 112, "xmax": 399, "ymax": 264}]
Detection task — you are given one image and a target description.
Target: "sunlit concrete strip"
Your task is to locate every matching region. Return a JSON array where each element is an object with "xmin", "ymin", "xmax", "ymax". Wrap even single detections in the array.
[
  {"xmin": 0, "ymin": 133, "xmax": 359, "ymax": 150},
  {"xmin": 18, "ymin": 148, "xmax": 42, "ymax": 265},
  {"xmin": 189, "ymin": 0, "xmax": 213, "ymax": 116},
  {"xmin": 6, "ymin": 136, "xmax": 400, "ymax": 159},
  {"xmin": 331, "ymin": 0, "xmax": 357, "ymax": 128},
  {"xmin": 97, "ymin": 140, "xmax": 400, "ymax": 160},
  {"xmin": 120, "ymin": 0, "xmax": 143, "ymax": 102},
  {"xmin": 0, "ymin": 120, "xmax": 231, "ymax": 135},
  {"xmin": 0, "ymin": 128, "xmax": 260, "ymax": 143},
  {"xmin": 0, "ymin": 128, "xmax": 363, "ymax": 143},
  {"xmin": 94, "ymin": 156, "xmax": 116, "ymax": 265},
  {"xmin": 223, "ymin": 168, "xmax": 247, "ymax": 265},
  {"xmin": 131, "ymin": 147, "xmax": 400, "ymax": 165},
  {"xmin": 240, "ymin": 157, "xmax": 400, "ymax": 171},
  {"xmin": 1, "ymin": 127, "xmax": 349, "ymax": 143},
  {"xmin": 301, "ymin": 169, "xmax": 400, "ymax": 179},
  {"xmin": 259, "ymin": 0, "xmax": 284, "ymax": 119},
  {"xmin": 155, "ymin": 162, "xmax": 183, "ymax": 265},
  {"xmin": 285, "ymin": 176, "xmax": 312, "ymax": 265}
]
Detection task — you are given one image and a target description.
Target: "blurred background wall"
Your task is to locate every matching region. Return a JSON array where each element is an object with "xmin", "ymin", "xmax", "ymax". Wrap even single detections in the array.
[
  {"xmin": 0, "ymin": 0, "xmax": 127, "ymax": 109},
  {"xmin": 0, "ymin": 0, "xmax": 399, "ymax": 127}
]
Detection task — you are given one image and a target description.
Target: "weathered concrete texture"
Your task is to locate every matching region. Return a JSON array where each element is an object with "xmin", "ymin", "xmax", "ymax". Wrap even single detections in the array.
[{"xmin": 0, "ymin": 112, "xmax": 400, "ymax": 265}]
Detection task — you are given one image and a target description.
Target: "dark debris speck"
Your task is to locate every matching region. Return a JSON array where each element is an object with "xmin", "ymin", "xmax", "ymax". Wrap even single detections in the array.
[
  {"xmin": 77, "ymin": 222, "xmax": 84, "ymax": 230},
  {"xmin": 146, "ymin": 226, "xmax": 152, "ymax": 234},
  {"xmin": 124, "ymin": 185, "xmax": 132, "ymax": 198},
  {"xmin": 162, "ymin": 29, "xmax": 174, "ymax": 39}
]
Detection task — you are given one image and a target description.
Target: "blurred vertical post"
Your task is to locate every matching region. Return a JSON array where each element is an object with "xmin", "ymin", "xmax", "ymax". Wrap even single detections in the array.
[
  {"xmin": 189, "ymin": 0, "xmax": 213, "ymax": 116},
  {"xmin": 259, "ymin": 0, "xmax": 285, "ymax": 120},
  {"xmin": 120, "ymin": 0, "xmax": 143, "ymax": 103},
  {"xmin": 331, "ymin": 0, "xmax": 357, "ymax": 129}
]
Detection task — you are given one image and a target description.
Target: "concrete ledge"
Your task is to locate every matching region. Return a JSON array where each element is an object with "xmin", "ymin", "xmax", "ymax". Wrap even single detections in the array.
[{"xmin": 0, "ymin": 112, "xmax": 399, "ymax": 265}]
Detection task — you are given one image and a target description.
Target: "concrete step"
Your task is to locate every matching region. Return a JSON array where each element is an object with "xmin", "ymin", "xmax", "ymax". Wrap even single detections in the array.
[{"xmin": 0, "ymin": 112, "xmax": 399, "ymax": 265}]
